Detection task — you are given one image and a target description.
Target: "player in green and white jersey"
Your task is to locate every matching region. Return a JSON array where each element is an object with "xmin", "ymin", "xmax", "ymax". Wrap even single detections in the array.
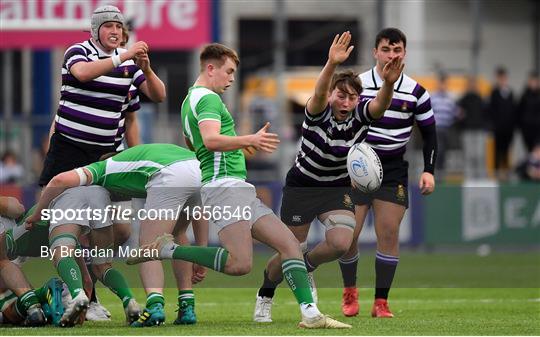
[
  {"xmin": 25, "ymin": 185, "xmax": 141, "ymax": 327},
  {"xmin": 27, "ymin": 143, "xmax": 209, "ymax": 327},
  {"xmin": 1, "ymin": 203, "xmax": 68, "ymax": 326},
  {"xmin": 138, "ymin": 43, "xmax": 349, "ymax": 329},
  {"xmin": 0, "ymin": 197, "xmax": 47, "ymax": 326}
]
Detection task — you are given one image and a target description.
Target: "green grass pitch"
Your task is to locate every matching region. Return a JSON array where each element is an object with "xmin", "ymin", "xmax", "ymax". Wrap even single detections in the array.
[{"xmin": 1, "ymin": 251, "xmax": 539, "ymax": 335}]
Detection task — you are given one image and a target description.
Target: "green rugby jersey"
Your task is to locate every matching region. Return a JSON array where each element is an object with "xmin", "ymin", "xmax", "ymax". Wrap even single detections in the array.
[
  {"xmin": 18, "ymin": 205, "xmax": 48, "ymax": 227},
  {"xmin": 180, "ymin": 86, "xmax": 246, "ymax": 183},
  {"xmin": 4, "ymin": 205, "xmax": 49, "ymax": 259},
  {"xmin": 84, "ymin": 143, "xmax": 196, "ymax": 198}
]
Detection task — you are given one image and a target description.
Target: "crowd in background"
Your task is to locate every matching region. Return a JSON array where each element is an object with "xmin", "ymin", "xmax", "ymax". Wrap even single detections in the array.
[
  {"xmin": 1, "ymin": 67, "xmax": 540, "ymax": 187},
  {"xmin": 431, "ymin": 68, "xmax": 540, "ymax": 182}
]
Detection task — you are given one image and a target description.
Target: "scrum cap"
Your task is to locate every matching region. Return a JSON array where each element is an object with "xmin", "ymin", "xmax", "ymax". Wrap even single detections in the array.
[{"xmin": 91, "ymin": 5, "xmax": 125, "ymax": 41}]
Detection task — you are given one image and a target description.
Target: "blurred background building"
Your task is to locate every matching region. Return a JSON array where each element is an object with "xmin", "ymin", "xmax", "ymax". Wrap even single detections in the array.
[{"xmin": 1, "ymin": 0, "xmax": 539, "ymax": 247}]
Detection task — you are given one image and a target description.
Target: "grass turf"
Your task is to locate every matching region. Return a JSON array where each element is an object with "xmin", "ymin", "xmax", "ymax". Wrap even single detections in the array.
[{"xmin": 1, "ymin": 251, "xmax": 538, "ymax": 335}]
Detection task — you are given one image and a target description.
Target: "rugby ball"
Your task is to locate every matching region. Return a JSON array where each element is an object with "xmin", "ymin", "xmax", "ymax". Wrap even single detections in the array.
[{"xmin": 347, "ymin": 143, "xmax": 383, "ymax": 193}]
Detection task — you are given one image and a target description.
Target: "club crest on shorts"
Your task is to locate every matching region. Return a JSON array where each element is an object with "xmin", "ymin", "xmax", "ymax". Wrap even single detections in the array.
[
  {"xmin": 343, "ymin": 194, "xmax": 353, "ymax": 208},
  {"xmin": 396, "ymin": 184, "xmax": 406, "ymax": 202}
]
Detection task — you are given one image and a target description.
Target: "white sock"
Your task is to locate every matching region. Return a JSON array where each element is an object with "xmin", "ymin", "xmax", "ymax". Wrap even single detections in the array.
[
  {"xmin": 300, "ymin": 302, "xmax": 321, "ymax": 319},
  {"xmin": 159, "ymin": 241, "xmax": 178, "ymax": 259}
]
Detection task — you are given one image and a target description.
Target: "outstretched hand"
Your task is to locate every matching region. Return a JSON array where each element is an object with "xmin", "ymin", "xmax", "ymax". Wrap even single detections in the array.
[
  {"xmin": 251, "ymin": 122, "xmax": 280, "ymax": 153},
  {"xmin": 382, "ymin": 56, "xmax": 404, "ymax": 84},
  {"xmin": 328, "ymin": 31, "xmax": 354, "ymax": 65}
]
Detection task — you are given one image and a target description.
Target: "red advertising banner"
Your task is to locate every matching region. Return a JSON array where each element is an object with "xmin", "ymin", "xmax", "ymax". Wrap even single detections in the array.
[{"xmin": 0, "ymin": 0, "xmax": 211, "ymax": 50}]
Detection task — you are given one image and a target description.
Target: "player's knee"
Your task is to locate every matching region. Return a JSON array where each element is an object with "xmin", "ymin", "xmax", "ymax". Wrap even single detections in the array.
[
  {"xmin": 377, "ymin": 227, "xmax": 399, "ymax": 247},
  {"xmin": 228, "ymin": 260, "xmax": 252, "ymax": 276},
  {"xmin": 284, "ymin": 238, "xmax": 303, "ymax": 257},
  {"xmin": 329, "ymin": 236, "xmax": 353, "ymax": 257},
  {"xmin": 113, "ymin": 223, "xmax": 131, "ymax": 246},
  {"xmin": 231, "ymin": 253, "xmax": 253, "ymax": 275}
]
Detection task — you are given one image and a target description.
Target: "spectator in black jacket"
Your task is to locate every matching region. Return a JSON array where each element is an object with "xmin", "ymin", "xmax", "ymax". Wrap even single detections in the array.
[
  {"xmin": 457, "ymin": 76, "xmax": 487, "ymax": 178},
  {"xmin": 487, "ymin": 67, "xmax": 517, "ymax": 179},
  {"xmin": 517, "ymin": 71, "xmax": 540, "ymax": 152}
]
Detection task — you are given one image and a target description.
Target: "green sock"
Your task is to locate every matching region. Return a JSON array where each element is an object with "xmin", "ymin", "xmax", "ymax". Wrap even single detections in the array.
[
  {"xmin": 178, "ymin": 290, "xmax": 195, "ymax": 307},
  {"xmin": 10, "ymin": 223, "xmax": 49, "ymax": 258},
  {"xmin": 15, "ymin": 290, "xmax": 39, "ymax": 316},
  {"xmin": 34, "ymin": 283, "xmax": 48, "ymax": 304},
  {"xmin": 5, "ymin": 229, "xmax": 15, "ymax": 257},
  {"xmin": 102, "ymin": 268, "xmax": 134, "ymax": 308},
  {"xmin": 163, "ymin": 244, "xmax": 229, "ymax": 273},
  {"xmin": 56, "ymin": 257, "xmax": 83, "ymax": 298},
  {"xmin": 0, "ymin": 290, "xmax": 16, "ymax": 313},
  {"xmin": 146, "ymin": 292, "xmax": 164, "ymax": 309},
  {"xmin": 282, "ymin": 259, "xmax": 314, "ymax": 305}
]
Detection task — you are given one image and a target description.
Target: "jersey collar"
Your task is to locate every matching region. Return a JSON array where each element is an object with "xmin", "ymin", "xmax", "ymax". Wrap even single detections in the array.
[
  {"xmin": 370, "ymin": 66, "xmax": 404, "ymax": 91},
  {"xmin": 88, "ymin": 39, "xmax": 119, "ymax": 59}
]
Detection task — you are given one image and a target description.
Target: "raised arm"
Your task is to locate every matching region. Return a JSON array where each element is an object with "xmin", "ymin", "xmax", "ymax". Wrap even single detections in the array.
[
  {"xmin": 70, "ymin": 41, "xmax": 149, "ymax": 83},
  {"xmin": 368, "ymin": 56, "xmax": 405, "ymax": 119},
  {"xmin": 136, "ymin": 51, "xmax": 166, "ymax": 103},
  {"xmin": 199, "ymin": 121, "xmax": 279, "ymax": 153},
  {"xmin": 25, "ymin": 169, "xmax": 92, "ymax": 227},
  {"xmin": 307, "ymin": 31, "xmax": 355, "ymax": 115}
]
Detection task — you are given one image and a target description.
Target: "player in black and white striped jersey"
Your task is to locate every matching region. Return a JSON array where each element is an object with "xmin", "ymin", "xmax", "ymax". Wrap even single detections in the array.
[
  {"xmin": 340, "ymin": 28, "xmax": 437, "ymax": 318},
  {"xmin": 254, "ymin": 31, "xmax": 403, "ymax": 323},
  {"xmin": 39, "ymin": 5, "xmax": 165, "ymax": 187},
  {"xmin": 38, "ymin": 5, "xmax": 165, "ymax": 322}
]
